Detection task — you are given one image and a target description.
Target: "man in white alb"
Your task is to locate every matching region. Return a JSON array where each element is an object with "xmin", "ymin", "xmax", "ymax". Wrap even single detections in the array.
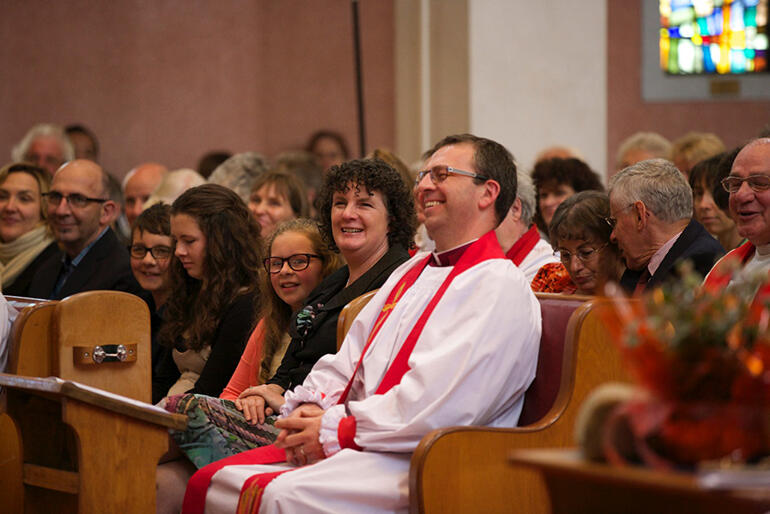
[{"xmin": 183, "ymin": 134, "xmax": 541, "ymax": 513}]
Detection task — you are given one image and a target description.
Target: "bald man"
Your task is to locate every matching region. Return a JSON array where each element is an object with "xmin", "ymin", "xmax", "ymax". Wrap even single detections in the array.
[
  {"xmin": 123, "ymin": 162, "xmax": 168, "ymax": 227},
  {"xmin": 27, "ymin": 160, "xmax": 140, "ymax": 300}
]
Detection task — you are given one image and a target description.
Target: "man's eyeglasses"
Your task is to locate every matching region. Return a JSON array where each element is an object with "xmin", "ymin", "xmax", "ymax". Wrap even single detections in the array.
[
  {"xmin": 43, "ymin": 191, "xmax": 107, "ymax": 208},
  {"xmin": 264, "ymin": 254, "xmax": 320, "ymax": 274},
  {"xmin": 556, "ymin": 243, "xmax": 607, "ymax": 264},
  {"xmin": 415, "ymin": 165, "xmax": 489, "ymax": 185},
  {"xmin": 720, "ymin": 174, "xmax": 770, "ymax": 193},
  {"xmin": 603, "ymin": 203, "xmax": 635, "ymax": 229},
  {"xmin": 130, "ymin": 244, "xmax": 173, "ymax": 260}
]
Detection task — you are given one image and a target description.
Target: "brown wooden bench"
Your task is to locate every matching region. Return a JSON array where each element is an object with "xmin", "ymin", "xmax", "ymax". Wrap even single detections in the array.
[
  {"xmin": 0, "ymin": 290, "xmax": 186, "ymax": 513},
  {"xmin": 409, "ymin": 296, "xmax": 632, "ymax": 514}
]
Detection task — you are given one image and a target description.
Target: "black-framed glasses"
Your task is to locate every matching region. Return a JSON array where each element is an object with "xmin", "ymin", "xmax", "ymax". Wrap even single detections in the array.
[
  {"xmin": 130, "ymin": 244, "xmax": 173, "ymax": 260},
  {"xmin": 603, "ymin": 203, "xmax": 635, "ymax": 229},
  {"xmin": 556, "ymin": 243, "xmax": 608, "ymax": 265},
  {"xmin": 43, "ymin": 191, "xmax": 107, "ymax": 208},
  {"xmin": 264, "ymin": 254, "xmax": 320, "ymax": 274},
  {"xmin": 415, "ymin": 165, "xmax": 489, "ymax": 185},
  {"xmin": 721, "ymin": 174, "xmax": 770, "ymax": 193}
]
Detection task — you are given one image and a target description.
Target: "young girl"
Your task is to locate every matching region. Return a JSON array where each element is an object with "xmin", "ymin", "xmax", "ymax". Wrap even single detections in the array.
[
  {"xmin": 158, "ymin": 184, "xmax": 263, "ymax": 398},
  {"xmin": 128, "ymin": 203, "xmax": 179, "ymax": 403},
  {"xmin": 165, "ymin": 219, "xmax": 340, "ymax": 467}
]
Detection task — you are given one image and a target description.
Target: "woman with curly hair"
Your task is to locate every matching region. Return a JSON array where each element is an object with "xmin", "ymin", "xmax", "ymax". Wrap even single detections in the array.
[
  {"xmin": 233, "ymin": 158, "xmax": 415, "ymax": 423},
  {"xmin": 532, "ymin": 157, "xmax": 604, "ymax": 239},
  {"xmin": 159, "ymin": 184, "xmax": 263, "ymax": 398}
]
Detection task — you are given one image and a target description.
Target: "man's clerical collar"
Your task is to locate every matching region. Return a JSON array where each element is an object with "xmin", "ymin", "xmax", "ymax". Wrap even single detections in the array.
[{"xmin": 430, "ymin": 239, "xmax": 478, "ymax": 267}]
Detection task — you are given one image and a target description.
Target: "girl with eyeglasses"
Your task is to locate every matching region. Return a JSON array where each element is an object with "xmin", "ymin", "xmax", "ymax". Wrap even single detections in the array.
[
  {"xmin": 128, "ymin": 203, "xmax": 180, "ymax": 403},
  {"xmin": 532, "ymin": 191, "xmax": 624, "ymax": 295},
  {"xmin": 161, "ymin": 219, "xmax": 339, "ymax": 471}
]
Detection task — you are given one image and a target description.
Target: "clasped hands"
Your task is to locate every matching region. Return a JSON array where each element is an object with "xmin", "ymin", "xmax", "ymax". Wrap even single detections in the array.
[{"xmin": 274, "ymin": 403, "xmax": 326, "ymax": 467}]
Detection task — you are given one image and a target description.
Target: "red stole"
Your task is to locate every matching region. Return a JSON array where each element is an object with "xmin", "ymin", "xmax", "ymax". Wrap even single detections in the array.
[
  {"xmin": 505, "ymin": 224, "xmax": 540, "ymax": 266},
  {"xmin": 702, "ymin": 241, "xmax": 755, "ymax": 292},
  {"xmin": 183, "ymin": 231, "xmax": 505, "ymax": 514}
]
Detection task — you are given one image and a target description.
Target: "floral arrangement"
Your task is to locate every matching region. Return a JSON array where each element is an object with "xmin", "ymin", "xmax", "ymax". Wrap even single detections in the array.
[{"xmin": 602, "ymin": 265, "xmax": 770, "ymax": 467}]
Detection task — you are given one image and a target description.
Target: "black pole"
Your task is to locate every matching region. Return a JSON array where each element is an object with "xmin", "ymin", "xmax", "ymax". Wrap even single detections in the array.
[{"xmin": 351, "ymin": 0, "xmax": 366, "ymax": 157}]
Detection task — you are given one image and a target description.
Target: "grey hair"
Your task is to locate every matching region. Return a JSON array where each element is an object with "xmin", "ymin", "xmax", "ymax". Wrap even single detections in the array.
[
  {"xmin": 144, "ymin": 168, "xmax": 206, "ymax": 209},
  {"xmin": 616, "ymin": 132, "xmax": 672, "ymax": 168},
  {"xmin": 609, "ymin": 158, "xmax": 692, "ymax": 223},
  {"xmin": 517, "ymin": 169, "xmax": 536, "ymax": 225},
  {"xmin": 207, "ymin": 152, "xmax": 268, "ymax": 202},
  {"xmin": 11, "ymin": 123, "xmax": 75, "ymax": 163}
]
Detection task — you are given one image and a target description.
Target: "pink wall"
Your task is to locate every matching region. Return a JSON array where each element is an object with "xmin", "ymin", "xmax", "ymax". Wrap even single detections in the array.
[
  {"xmin": 0, "ymin": 1, "xmax": 394, "ymax": 177},
  {"xmin": 607, "ymin": 0, "xmax": 770, "ymax": 175}
]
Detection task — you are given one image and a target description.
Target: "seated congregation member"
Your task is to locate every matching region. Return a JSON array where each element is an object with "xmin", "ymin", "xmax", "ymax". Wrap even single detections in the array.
[
  {"xmin": 670, "ymin": 131, "xmax": 725, "ymax": 177},
  {"xmin": 231, "ymin": 158, "xmax": 414, "ymax": 425},
  {"xmin": 0, "ymin": 163, "xmax": 58, "ymax": 295},
  {"xmin": 123, "ymin": 162, "xmax": 168, "ymax": 228},
  {"xmin": 495, "ymin": 168, "xmax": 559, "ymax": 282},
  {"xmin": 689, "ymin": 153, "xmax": 743, "ymax": 252},
  {"xmin": 158, "ymin": 184, "xmax": 262, "ymax": 398},
  {"xmin": 247, "ymin": 171, "xmax": 308, "ymax": 238},
  {"xmin": 11, "ymin": 123, "xmax": 74, "ymax": 176},
  {"xmin": 129, "ymin": 203, "xmax": 179, "ymax": 404},
  {"xmin": 615, "ymin": 131, "xmax": 672, "ymax": 172},
  {"xmin": 532, "ymin": 157, "xmax": 603, "ymax": 239},
  {"xmin": 704, "ymin": 138, "xmax": 770, "ymax": 292},
  {"xmin": 157, "ymin": 220, "xmax": 343, "ymax": 512},
  {"xmin": 305, "ymin": 129, "xmax": 350, "ymax": 172},
  {"xmin": 609, "ymin": 159, "xmax": 724, "ymax": 295},
  {"xmin": 26, "ymin": 160, "xmax": 141, "ymax": 300},
  {"xmin": 144, "ymin": 168, "xmax": 207, "ymax": 209},
  {"xmin": 182, "ymin": 134, "xmax": 540, "ymax": 514},
  {"xmin": 532, "ymin": 191, "xmax": 624, "ymax": 295},
  {"xmin": 208, "ymin": 152, "xmax": 268, "ymax": 203}
]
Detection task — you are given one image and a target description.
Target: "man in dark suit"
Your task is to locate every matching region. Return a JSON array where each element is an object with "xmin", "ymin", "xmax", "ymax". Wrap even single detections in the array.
[
  {"xmin": 608, "ymin": 158, "xmax": 724, "ymax": 294},
  {"xmin": 26, "ymin": 159, "xmax": 141, "ymax": 300}
]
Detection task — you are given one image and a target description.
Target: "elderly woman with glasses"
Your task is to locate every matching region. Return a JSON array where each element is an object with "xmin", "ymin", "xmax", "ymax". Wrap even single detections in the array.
[{"xmin": 532, "ymin": 191, "xmax": 625, "ymax": 295}]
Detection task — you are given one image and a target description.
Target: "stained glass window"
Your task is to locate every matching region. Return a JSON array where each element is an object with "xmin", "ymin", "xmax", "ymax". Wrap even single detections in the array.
[{"xmin": 660, "ymin": 0, "xmax": 768, "ymax": 74}]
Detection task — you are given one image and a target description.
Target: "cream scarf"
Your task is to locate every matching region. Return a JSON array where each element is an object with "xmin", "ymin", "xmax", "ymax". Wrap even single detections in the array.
[{"xmin": 0, "ymin": 224, "xmax": 55, "ymax": 289}]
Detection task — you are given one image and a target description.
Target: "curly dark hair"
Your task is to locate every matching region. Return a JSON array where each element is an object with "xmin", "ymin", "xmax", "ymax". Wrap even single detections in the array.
[
  {"xmin": 316, "ymin": 158, "xmax": 417, "ymax": 253},
  {"xmin": 160, "ymin": 184, "xmax": 263, "ymax": 352},
  {"xmin": 422, "ymin": 133, "xmax": 517, "ymax": 223}
]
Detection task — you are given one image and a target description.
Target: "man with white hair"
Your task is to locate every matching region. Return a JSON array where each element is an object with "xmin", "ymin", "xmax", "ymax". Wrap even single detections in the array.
[
  {"xmin": 11, "ymin": 123, "xmax": 75, "ymax": 176},
  {"xmin": 608, "ymin": 158, "xmax": 723, "ymax": 294},
  {"xmin": 495, "ymin": 169, "xmax": 559, "ymax": 281}
]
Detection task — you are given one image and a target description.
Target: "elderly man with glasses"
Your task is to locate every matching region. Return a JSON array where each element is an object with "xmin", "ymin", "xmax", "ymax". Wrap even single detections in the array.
[
  {"xmin": 608, "ymin": 158, "xmax": 723, "ymax": 295},
  {"xmin": 704, "ymin": 138, "xmax": 770, "ymax": 292},
  {"xmin": 26, "ymin": 159, "xmax": 141, "ymax": 300}
]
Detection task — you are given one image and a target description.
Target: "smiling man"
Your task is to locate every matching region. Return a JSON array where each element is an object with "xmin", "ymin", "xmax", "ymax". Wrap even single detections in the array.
[
  {"xmin": 704, "ymin": 138, "xmax": 770, "ymax": 291},
  {"xmin": 182, "ymin": 135, "xmax": 540, "ymax": 514},
  {"xmin": 26, "ymin": 159, "xmax": 140, "ymax": 300},
  {"xmin": 608, "ymin": 158, "xmax": 723, "ymax": 294}
]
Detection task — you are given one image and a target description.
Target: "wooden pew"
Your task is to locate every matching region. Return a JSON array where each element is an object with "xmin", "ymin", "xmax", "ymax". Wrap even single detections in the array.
[
  {"xmin": 336, "ymin": 289, "xmax": 378, "ymax": 349},
  {"xmin": 0, "ymin": 290, "xmax": 185, "ymax": 513},
  {"xmin": 409, "ymin": 296, "xmax": 632, "ymax": 514}
]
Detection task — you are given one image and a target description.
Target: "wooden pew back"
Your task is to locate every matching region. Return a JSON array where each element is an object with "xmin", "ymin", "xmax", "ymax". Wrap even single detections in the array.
[{"xmin": 409, "ymin": 297, "xmax": 632, "ymax": 514}]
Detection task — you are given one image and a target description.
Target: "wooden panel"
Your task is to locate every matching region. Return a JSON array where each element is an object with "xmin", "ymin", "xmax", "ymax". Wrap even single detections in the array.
[
  {"xmin": 23, "ymin": 464, "xmax": 79, "ymax": 494},
  {"xmin": 8, "ymin": 303, "xmax": 56, "ymax": 377},
  {"xmin": 410, "ymin": 298, "xmax": 633, "ymax": 514},
  {"xmin": 336, "ymin": 289, "xmax": 378, "ymax": 351},
  {"xmin": 511, "ymin": 449, "xmax": 770, "ymax": 514},
  {"xmin": 62, "ymin": 398, "xmax": 170, "ymax": 514},
  {"xmin": 53, "ymin": 291, "xmax": 151, "ymax": 403}
]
